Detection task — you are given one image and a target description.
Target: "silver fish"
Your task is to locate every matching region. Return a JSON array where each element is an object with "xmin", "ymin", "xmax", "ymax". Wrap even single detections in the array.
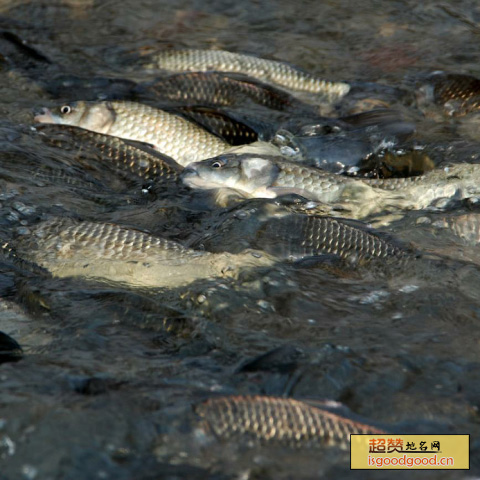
[
  {"xmin": 15, "ymin": 218, "xmax": 275, "ymax": 289},
  {"xmin": 182, "ymin": 153, "xmax": 480, "ymax": 219},
  {"xmin": 138, "ymin": 49, "xmax": 350, "ymax": 103},
  {"xmin": 34, "ymin": 100, "xmax": 230, "ymax": 166},
  {"xmin": 195, "ymin": 395, "xmax": 385, "ymax": 450}
]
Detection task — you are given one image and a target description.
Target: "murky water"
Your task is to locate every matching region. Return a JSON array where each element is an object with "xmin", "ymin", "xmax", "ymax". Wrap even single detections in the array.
[{"xmin": 1, "ymin": 1, "xmax": 480, "ymax": 479}]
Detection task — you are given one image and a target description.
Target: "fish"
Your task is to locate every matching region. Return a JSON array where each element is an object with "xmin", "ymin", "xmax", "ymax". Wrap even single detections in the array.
[
  {"xmin": 273, "ymin": 109, "xmax": 416, "ymax": 173},
  {"xmin": 137, "ymin": 71, "xmax": 316, "ymax": 112},
  {"xmin": 176, "ymin": 107, "xmax": 260, "ymax": 145},
  {"xmin": 137, "ymin": 49, "xmax": 350, "ymax": 103},
  {"xmin": 195, "ymin": 395, "xmax": 385, "ymax": 449},
  {"xmin": 182, "ymin": 153, "xmax": 375, "ymax": 205},
  {"xmin": 34, "ymin": 100, "xmax": 231, "ymax": 166},
  {"xmin": 182, "ymin": 153, "xmax": 480, "ymax": 219},
  {"xmin": 34, "ymin": 124, "xmax": 182, "ymax": 185},
  {"xmin": 192, "ymin": 199, "xmax": 410, "ymax": 264},
  {"xmin": 416, "ymin": 72, "xmax": 480, "ymax": 116},
  {"xmin": 15, "ymin": 218, "xmax": 275, "ymax": 289}
]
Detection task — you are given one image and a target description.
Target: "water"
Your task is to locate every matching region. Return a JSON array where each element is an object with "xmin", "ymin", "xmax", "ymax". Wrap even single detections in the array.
[{"xmin": 1, "ymin": 0, "xmax": 480, "ymax": 478}]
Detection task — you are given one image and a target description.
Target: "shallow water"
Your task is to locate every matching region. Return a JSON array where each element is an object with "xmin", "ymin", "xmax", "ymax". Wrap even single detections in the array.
[{"xmin": 1, "ymin": 1, "xmax": 480, "ymax": 479}]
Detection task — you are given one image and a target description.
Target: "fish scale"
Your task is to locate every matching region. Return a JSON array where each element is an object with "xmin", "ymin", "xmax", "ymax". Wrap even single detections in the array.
[
  {"xmin": 195, "ymin": 395, "xmax": 384, "ymax": 449},
  {"xmin": 37, "ymin": 125, "xmax": 182, "ymax": 184},
  {"xmin": 102, "ymin": 101, "xmax": 230, "ymax": 164},
  {"xmin": 144, "ymin": 72, "xmax": 307, "ymax": 111},
  {"xmin": 433, "ymin": 74, "xmax": 480, "ymax": 115},
  {"xmin": 255, "ymin": 215, "xmax": 406, "ymax": 261},
  {"xmin": 25, "ymin": 218, "xmax": 199, "ymax": 261},
  {"xmin": 141, "ymin": 49, "xmax": 350, "ymax": 102}
]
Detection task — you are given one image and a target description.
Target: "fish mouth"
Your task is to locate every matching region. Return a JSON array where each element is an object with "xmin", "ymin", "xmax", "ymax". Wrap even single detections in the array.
[
  {"xmin": 181, "ymin": 167, "xmax": 219, "ymax": 190},
  {"xmin": 181, "ymin": 167, "xmax": 203, "ymax": 188},
  {"xmin": 33, "ymin": 107, "xmax": 56, "ymax": 124}
]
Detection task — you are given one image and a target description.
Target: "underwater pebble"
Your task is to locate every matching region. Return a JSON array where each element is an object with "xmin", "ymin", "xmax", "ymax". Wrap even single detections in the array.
[
  {"xmin": 21, "ymin": 465, "xmax": 38, "ymax": 480},
  {"xmin": 431, "ymin": 220, "xmax": 447, "ymax": 229},
  {"xmin": 256, "ymin": 299, "xmax": 274, "ymax": 311},
  {"xmin": 16, "ymin": 227, "xmax": 30, "ymax": 235},
  {"xmin": 0, "ymin": 435, "xmax": 15, "ymax": 457},
  {"xmin": 416, "ymin": 216, "xmax": 431, "ymax": 225},
  {"xmin": 399, "ymin": 284, "xmax": 419, "ymax": 293},
  {"xmin": 348, "ymin": 290, "xmax": 389, "ymax": 304},
  {"xmin": 12, "ymin": 202, "xmax": 36, "ymax": 215},
  {"xmin": 0, "ymin": 190, "xmax": 19, "ymax": 201},
  {"xmin": 6, "ymin": 211, "xmax": 19, "ymax": 222}
]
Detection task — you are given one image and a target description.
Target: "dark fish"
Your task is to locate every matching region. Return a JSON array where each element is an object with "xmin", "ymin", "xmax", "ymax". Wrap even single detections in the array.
[
  {"xmin": 31, "ymin": 164, "xmax": 107, "ymax": 191},
  {"xmin": 254, "ymin": 215, "xmax": 408, "ymax": 262},
  {"xmin": 195, "ymin": 395, "xmax": 385, "ymax": 449},
  {"xmin": 35, "ymin": 124, "xmax": 182, "ymax": 185},
  {"xmin": 193, "ymin": 200, "xmax": 410, "ymax": 264},
  {"xmin": 273, "ymin": 109, "xmax": 416, "ymax": 173},
  {"xmin": 416, "ymin": 72, "xmax": 480, "ymax": 116},
  {"xmin": 177, "ymin": 107, "xmax": 259, "ymax": 145},
  {"xmin": 137, "ymin": 71, "xmax": 315, "ymax": 112}
]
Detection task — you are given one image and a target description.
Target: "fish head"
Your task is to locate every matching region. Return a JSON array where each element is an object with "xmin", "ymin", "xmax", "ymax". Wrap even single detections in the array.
[
  {"xmin": 182, "ymin": 154, "xmax": 244, "ymax": 190},
  {"xmin": 34, "ymin": 101, "xmax": 116, "ymax": 133},
  {"xmin": 182, "ymin": 154, "xmax": 278, "ymax": 195},
  {"xmin": 34, "ymin": 101, "xmax": 85, "ymax": 125}
]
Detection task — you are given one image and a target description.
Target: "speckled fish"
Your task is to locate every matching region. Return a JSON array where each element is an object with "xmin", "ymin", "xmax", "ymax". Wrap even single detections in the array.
[
  {"xmin": 177, "ymin": 107, "xmax": 260, "ymax": 145},
  {"xmin": 15, "ymin": 218, "xmax": 275, "ymax": 289},
  {"xmin": 193, "ymin": 200, "xmax": 410, "ymax": 264},
  {"xmin": 182, "ymin": 153, "xmax": 480, "ymax": 219},
  {"xmin": 35, "ymin": 124, "xmax": 182, "ymax": 184},
  {"xmin": 138, "ymin": 49, "xmax": 350, "ymax": 103},
  {"xmin": 138, "ymin": 71, "xmax": 315, "ymax": 112},
  {"xmin": 34, "ymin": 100, "xmax": 230, "ymax": 166},
  {"xmin": 416, "ymin": 72, "xmax": 480, "ymax": 116},
  {"xmin": 247, "ymin": 213, "xmax": 407, "ymax": 262},
  {"xmin": 195, "ymin": 395, "xmax": 385, "ymax": 449}
]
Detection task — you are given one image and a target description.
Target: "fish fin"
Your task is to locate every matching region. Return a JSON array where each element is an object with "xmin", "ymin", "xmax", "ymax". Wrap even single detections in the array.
[
  {"xmin": 266, "ymin": 186, "xmax": 310, "ymax": 200},
  {"xmin": 291, "ymin": 254, "xmax": 345, "ymax": 269},
  {"xmin": 340, "ymin": 109, "xmax": 415, "ymax": 140},
  {"xmin": 121, "ymin": 139, "xmax": 183, "ymax": 171},
  {"xmin": 301, "ymin": 397, "xmax": 388, "ymax": 432}
]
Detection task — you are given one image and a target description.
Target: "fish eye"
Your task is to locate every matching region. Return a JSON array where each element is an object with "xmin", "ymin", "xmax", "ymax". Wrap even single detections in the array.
[
  {"xmin": 60, "ymin": 105, "xmax": 72, "ymax": 115},
  {"xmin": 211, "ymin": 160, "xmax": 224, "ymax": 169}
]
